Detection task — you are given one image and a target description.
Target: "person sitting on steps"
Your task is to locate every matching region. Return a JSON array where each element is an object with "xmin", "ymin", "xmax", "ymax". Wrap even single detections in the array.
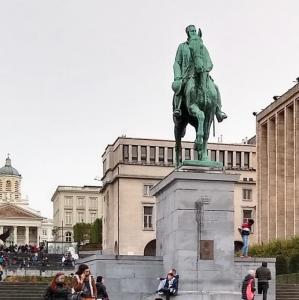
[{"xmin": 156, "ymin": 272, "xmax": 178, "ymax": 300}]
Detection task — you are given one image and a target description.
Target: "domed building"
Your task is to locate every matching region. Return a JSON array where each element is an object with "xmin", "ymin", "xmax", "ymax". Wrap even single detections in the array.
[{"xmin": 0, "ymin": 155, "xmax": 53, "ymax": 246}]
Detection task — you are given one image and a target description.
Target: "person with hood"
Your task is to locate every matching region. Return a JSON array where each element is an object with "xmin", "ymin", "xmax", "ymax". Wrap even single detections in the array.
[
  {"xmin": 241, "ymin": 270, "xmax": 256, "ymax": 300},
  {"xmin": 44, "ymin": 272, "xmax": 72, "ymax": 300},
  {"xmin": 95, "ymin": 276, "xmax": 109, "ymax": 300},
  {"xmin": 256, "ymin": 262, "xmax": 271, "ymax": 300}
]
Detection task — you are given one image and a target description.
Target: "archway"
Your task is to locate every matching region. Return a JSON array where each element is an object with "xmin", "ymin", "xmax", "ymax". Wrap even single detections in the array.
[{"xmin": 144, "ymin": 239, "xmax": 156, "ymax": 256}]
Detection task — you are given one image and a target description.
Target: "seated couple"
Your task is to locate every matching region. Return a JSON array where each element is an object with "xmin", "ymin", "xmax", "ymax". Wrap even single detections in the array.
[{"xmin": 156, "ymin": 268, "xmax": 179, "ymax": 299}]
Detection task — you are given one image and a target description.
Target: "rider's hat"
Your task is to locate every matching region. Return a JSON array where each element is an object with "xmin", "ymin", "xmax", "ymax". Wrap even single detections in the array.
[{"xmin": 172, "ymin": 80, "xmax": 182, "ymax": 95}]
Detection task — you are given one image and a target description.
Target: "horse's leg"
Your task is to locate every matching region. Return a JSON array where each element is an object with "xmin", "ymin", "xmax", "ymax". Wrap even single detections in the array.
[
  {"xmin": 173, "ymin": 117, "xmax": 186, "ymax": 167},
  {"xmin": 185, "ymin": 79, "xmax": 205, "ymax": 158},
  {"xmin": 202, "ymin": 111, "xmax": 213, "ymax": 161}
]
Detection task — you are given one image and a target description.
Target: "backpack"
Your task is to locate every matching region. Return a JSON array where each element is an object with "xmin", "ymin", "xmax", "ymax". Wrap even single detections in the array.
[
  {"xmin": 246, "ymin": 278, "xmax": 254, "ymax": 300},
  {"xmin": 0, "ymin": 257, "xmax": 3, "ymax": 264}
]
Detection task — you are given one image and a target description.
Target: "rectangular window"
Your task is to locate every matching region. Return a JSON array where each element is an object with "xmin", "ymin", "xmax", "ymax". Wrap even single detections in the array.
[
  {"xmin": 89, "ymin": 197, "xmax": 97, "ymax": 209},
  {"xmin": 77, "ymin": 211, "xmax": 84, "ymax": 223},
  {"xmin": 150, "ymin": 147, "xmax": 156, "ymax": 163},
  {"xmin": 123, "ymin": 145, "xmax": 129, "ymax": 162},
  {"xmin": 243, "ymin": 189, "xmax": 252, "ymax": 200},
  {"xmin": 244, "ymin": 152, "xmax": 250, "ymax": 168},
  {"xmin": 64, "ymin": 196, "xmax": 73, "ymax": 207},
  {"xmin": 65, "ymin": 212, "xmax": 72, "ymax": 225},
  {"xmin": 159, "ymin": 147, "xmax": 164, "ymax": 163},
  {"xmin": 143, "ymin": 206, "xmax": 153, "ymax": 229},
  {"xmin": 143, "ymin": 184, "xmax": 153, "ymax": 196},
  {"xmin": 211, "ymin": 150, "xmax": 216, "ymax": 161},
  {"xmin": 90, "ymin": 213, "xmax": 97, "ymax": 223},
  {"xmin": 236, "ymin": 152, "xmax": 241, "ymax": 168},
  {"xmin": 227, "ymin": 151, "xmax": 233, "ymax": 168},
  {"xmin": 242, "ymin": 209, "xmax": 254, "ymax": 232},
  {"xmin": 167, "ymin": 148, "xmax": 173, "ymax": 164},
  {"xmin": 141, "ymin": 146, "xmax": 147, "ymax": 163},
  {"xmin": 77, "ymin": 197, "xmax": 84, "ymax": 207},
  {"xmin": 219, "ymin": 151, "xmax": 225, "ymax": 165},
  {"xmin": 185, "ymin": 148, "xmax": 191, "ymax": 160},
  {"xmin": 42, "ymin": 229, "xmax": 47, "ymax": 236},
  {"xmin": 132, "ymin": 145, "xmax": 138, "ymax": 162}
]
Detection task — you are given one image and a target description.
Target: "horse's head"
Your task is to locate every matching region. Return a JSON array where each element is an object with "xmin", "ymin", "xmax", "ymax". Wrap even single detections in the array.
[{"xmin": 188, "ymin": 36, "xmax": 204, "ymax": 74}]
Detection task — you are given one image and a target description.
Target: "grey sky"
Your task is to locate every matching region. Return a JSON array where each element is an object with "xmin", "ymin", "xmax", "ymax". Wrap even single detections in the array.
[{"xmin": 1, "ymin": 0, "xmax": 298, "ymax": 218}]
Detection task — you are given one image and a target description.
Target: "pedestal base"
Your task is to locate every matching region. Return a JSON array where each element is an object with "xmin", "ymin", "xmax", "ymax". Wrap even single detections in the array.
[{"xmin": 151, "ymin": 168, "xmax": 239, "ymax": 294}]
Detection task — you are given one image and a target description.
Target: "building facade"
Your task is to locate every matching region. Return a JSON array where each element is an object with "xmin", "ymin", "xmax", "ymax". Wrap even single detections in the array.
[
  {"xmin": 101, "ymin": 137, "xmax": 256, "ymax": 256},
  {"xmin": 257, "ymin": 83, "xmax": 299, "ymax": 243},
  {"xmin": 51, "ymin": 185, "xmax": 102, "ymax": 242},
  {"xmin": 0, "ymin": 156, "xmax": 53, "ymax": 245}
]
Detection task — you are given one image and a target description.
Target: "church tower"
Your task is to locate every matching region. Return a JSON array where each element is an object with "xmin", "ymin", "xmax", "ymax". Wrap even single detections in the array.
[{"xmin": 0, "ymin": 155, "xmax": 22, "ymax": 202}]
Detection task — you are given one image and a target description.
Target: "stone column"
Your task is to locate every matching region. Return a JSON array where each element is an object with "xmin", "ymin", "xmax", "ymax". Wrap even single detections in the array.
[
  {"xmin": 0, "ymin": 226, "xmax": 3, "ymax": 245},
  {"xmin": 13, "ymin": 226, "xmax": 17, "ymax": 245},
  {"xmin": 241, "ymin": 151, "xmax": 245, "ymax": 168},
  {"xmin": 25, "ymin": 226, "xmax": 29, "ymax": 245},
  {"xmin": 224, "ymin": 151, "xmax": 228, "ymax": 168},
  {"xmin": 37, "ymin": 227, "xmax": 41, "ymax": 246},
  {"xmin": 232, "ymin": 151, "xmax": 236, "ymax": 167}
]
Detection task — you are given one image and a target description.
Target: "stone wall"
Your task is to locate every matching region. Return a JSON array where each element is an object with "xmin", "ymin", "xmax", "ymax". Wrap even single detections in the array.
[
  {"xmin": 78, "ymin": 254, "xmax": 163, "ymax": 300},
  {"xmin": 77, "ymin": 255, "xmax": 276, "ymax": 300},
  {"xmin": 235, "ymin": 257, "xmax": 276, "ymax": 300}
]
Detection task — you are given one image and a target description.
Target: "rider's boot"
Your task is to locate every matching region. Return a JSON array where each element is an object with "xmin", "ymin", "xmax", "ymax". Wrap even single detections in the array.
[
  {"xmin": 215, "ymin": 108, "xmax": 227, "ymax": 122},
  {"xmin": 173, "ymin": 109, "xmax": 182, "ymax": 117}
]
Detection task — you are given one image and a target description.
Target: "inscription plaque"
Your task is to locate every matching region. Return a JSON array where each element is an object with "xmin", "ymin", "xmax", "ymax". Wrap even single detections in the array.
[{"xmin": 200, "ymin": 240, "xmax": 214, "ymax": 260}]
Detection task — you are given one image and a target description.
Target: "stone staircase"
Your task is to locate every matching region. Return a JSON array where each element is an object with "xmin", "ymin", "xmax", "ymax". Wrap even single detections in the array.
[
  {"xmin": 0, "ymin": 282, "xmax": 48, "ymax": 300},
  {"xmin": 277, "ymin": 284, "xmax": 299, "ymax": 300}
]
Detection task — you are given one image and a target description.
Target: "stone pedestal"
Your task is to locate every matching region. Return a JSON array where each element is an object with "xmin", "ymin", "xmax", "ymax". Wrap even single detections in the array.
[{"xmin": 151, "ymin": 167, "xmax": 240, "ymax": 298}]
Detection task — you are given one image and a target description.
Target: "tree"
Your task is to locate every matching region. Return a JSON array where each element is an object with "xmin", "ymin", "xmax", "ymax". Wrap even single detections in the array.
[
  {"xmin": 90, "ymin": 218, "xmax": 102, "ymax": 244},
  {"xmin": 73, "ymin": 223, "xmax": 91, "ymax": 244}
]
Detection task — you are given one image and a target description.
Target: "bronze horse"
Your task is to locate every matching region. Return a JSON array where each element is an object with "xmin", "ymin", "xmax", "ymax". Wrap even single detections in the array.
[{"xmin": 173, "ymin": 37, "xmax": 222, "ymax": 166}]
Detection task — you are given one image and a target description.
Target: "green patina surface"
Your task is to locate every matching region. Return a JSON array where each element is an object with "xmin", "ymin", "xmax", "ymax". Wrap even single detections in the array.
[{"xmin": 172, "ymin": 25, "xmax": 227, "ymax": 168}]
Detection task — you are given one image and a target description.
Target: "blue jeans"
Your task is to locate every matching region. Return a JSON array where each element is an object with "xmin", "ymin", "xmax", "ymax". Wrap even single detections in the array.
[{"xmin": 242, "ymin": 234, "xmax": 249, "ymax": 256}]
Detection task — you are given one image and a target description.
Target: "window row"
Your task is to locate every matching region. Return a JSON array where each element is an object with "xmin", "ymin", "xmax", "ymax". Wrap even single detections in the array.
[
  {"xmin": 64, "ymin": 212, "xmax": 98, "ymax": 225},
  {"xmin": 64, "ymin": 196, "xmax": 98, "ymax": 208},
  {"xmin": 0, "ymin": 180, "xmax": 20, "ymax": 192},
  {"xmin": 0, "ymin": 193, "xmax": 19, "ymax": 200},
  {"xmin": 122, "ymin": 145, "xmax": 252, "ymax": 168},
  {"xmin": 123, "ymin": 145, "xmax": 178, "ymax": 164},
  {"xmin": 210, "ymin": 151, "xmax": 250, "ymax": 168}
]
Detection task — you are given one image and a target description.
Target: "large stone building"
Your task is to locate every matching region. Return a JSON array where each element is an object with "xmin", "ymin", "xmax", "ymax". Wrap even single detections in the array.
[
  {"xmin": 0, "ymin": 156, "xmax": 53, "ymax": 245},
  {"xmin": 51, "ymin": 185, "xmax": 102, "ymax": 242},
  {"xmin": 257, "ymin": 82, "xmax": 299, "ymax": 243},
  {"xmin": 101, "ymin": 137, "xmax": 256, "ymax": 255}
]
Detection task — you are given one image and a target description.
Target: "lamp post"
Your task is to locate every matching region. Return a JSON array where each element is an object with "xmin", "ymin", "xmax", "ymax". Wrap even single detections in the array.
[{"xmin": 61, "ymin": 220, "xmax": 64, "ymax": 254}]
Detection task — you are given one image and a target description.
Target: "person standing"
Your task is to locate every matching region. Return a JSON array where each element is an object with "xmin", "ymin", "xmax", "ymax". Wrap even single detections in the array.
[
  {"xmin": 255, "ymin": 262, "xmax": 271, "ymax": 300},
  {"xmin": 241, "ymin": 270, "xmax": 255, "ymax": 300},
  {"xmin": 96, "ymin": 276, "xmax": 109, "ymax": 300},
  {"xmin": 240, "ymin": 219, "xmax": 254, "ymax": 257},
  {"xmin": 44, "ymin": 272, "xmax": 71, "ymax": 300},
  {"xmin": 72, "ymin": 264, "xmax": 97, "ymax": 299}
]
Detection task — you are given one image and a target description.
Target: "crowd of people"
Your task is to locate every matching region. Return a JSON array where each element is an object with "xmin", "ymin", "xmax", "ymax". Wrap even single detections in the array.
[{"xmin": 44, "ymin": 264, "xmax": 109, "ymax": 300}]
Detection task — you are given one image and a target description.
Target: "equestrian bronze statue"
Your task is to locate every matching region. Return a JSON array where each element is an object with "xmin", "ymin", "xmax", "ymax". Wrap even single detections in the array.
[{"xmin": 172, "ymin": 25, "xmax": 227, "ymax": 167}]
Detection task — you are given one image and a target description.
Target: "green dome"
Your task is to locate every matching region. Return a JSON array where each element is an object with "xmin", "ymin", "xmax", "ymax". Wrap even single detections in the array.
[{"xmin": 0, "ymin": 156, "xmax": 20, "ymax": 176}]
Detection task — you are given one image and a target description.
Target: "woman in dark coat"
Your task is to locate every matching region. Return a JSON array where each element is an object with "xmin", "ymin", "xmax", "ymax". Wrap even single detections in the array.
[
  {"xmin": 44, "ymin": 272, "xmax": 71, "ymax": 300},
  {"xmin": 96, "ymin": 276, "xmax": 109, "ymax": 300}
]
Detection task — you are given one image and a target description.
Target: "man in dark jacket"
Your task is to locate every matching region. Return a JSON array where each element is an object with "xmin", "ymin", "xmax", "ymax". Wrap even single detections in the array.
[
  {"xmin": 256, "ymin": 262, "xmax": 271, "ymax": 300},
  {"xmin": 241, "ymin": 270, "xmax": 255, "ymax": 300}
]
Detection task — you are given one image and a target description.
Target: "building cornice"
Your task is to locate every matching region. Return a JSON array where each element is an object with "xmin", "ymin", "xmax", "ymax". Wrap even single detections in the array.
[{"xmin": 257, "ymin": 83, "xmax": 299, "ymax": 122}]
